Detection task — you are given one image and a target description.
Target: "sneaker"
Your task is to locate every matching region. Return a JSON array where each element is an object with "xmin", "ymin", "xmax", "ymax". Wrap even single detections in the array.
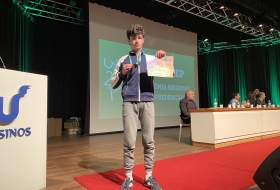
[
  {"xmin": 121, "ymin": 178, "xmax": 133, "ymax": 190},
  {"xmin": 143, "ymin": 177, "xmax": 162, "ymax": 190}
]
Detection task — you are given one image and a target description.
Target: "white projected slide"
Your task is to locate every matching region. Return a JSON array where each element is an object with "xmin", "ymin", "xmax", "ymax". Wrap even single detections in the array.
[{"xmin": 89, "ymin": 3, "xmax": 198, "ymax": 134}]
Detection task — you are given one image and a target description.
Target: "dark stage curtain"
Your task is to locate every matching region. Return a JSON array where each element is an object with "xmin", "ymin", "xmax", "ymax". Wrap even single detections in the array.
[
  {"xmin": 0, "ymin": 0, "xmax": 30, "ymax": 70},
  {"xmin": 198, "ymin": 45, "xmax": 280, "ymax": 108},
  {"xmin": 30, "ymin": 17, "xmax": 89, "ymax": 127},
  {"xmin": 0, "ymin": 1, "xmax": 89, "ymax": 127}
]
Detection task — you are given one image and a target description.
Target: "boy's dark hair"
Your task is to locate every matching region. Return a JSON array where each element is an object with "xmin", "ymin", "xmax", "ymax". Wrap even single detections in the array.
[{"xmin": 126, "ymin": 24, "xmax": 145, "ymax": 39}]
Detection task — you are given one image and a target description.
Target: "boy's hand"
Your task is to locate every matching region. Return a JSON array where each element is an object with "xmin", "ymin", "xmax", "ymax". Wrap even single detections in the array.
[
  {"xmin": 155, "ymin": 50, "xmax": 166, "ymax": 59},
  {"xmin": 122, "ymin": 64, "xmax": 133, "ymax": 75}
]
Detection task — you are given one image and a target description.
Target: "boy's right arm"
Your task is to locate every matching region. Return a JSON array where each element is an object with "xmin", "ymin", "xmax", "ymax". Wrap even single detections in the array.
[{"xmin": 111, "ymin": 56, "xmax": 127, "ymax": 89}]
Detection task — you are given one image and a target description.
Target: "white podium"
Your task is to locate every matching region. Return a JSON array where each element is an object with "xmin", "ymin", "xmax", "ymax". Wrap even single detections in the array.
[{"xmin": 0, "ymin": 68, "xmax": 47, "ymax": 190}]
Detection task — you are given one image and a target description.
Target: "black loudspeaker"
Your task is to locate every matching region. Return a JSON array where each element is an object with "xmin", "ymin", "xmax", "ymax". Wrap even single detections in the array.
[{"xmin": 253, "ymin": 146, "xmax": 280, "ymax": 190}]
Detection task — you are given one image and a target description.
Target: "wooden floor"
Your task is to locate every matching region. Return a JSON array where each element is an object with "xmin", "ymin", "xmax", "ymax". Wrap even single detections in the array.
[{"xmin": 43, "ymin": 127, "xmax": 209, "ymax": 190}]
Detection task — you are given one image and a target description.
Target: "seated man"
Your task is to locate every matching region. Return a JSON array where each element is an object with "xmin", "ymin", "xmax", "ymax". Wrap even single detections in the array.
[
  {"xmin": 229, "ymin": 92, "xmax": 246, "ymax": 107},
  {"xmin": 179, "ymin": 90, "xmax": 197, "ymax": 124},
  {"xmin": 256, "ymin": 92, "xmax": 267, "ymax": 107}
]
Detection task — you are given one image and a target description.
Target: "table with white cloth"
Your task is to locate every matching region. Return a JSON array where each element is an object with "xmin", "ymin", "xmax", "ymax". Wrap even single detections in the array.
[{"xmin": 190, "ymin": 108, "xmax": 280, "ymax": 149}]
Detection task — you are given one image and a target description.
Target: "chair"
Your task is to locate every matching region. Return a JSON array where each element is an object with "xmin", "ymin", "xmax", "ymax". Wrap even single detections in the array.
[{"xmin": 179, "ymin": 119, "xmax": 191, "ymax": 142}]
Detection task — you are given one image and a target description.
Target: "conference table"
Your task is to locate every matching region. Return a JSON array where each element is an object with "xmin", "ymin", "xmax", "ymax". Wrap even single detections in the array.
[{"xmin": 190, "ymin": 108, "xmax": 280, "ymax": 149}]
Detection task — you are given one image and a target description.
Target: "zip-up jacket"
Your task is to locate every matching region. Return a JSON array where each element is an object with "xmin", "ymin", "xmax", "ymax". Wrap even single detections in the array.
[{"xmin": 111, "ymin": 51, "xmax": 154, "ymax": 102}]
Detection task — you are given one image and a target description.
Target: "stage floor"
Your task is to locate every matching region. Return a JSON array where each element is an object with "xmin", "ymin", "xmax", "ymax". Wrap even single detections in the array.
[{"xmin": 43, "ymin": 127, "xmax": 208, "ymax": 190}]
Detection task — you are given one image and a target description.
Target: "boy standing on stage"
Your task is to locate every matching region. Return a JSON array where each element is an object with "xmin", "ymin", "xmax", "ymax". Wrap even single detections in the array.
[{"xmin": 111, "ymin": 24, "xmax": 165, "ymax": 190}]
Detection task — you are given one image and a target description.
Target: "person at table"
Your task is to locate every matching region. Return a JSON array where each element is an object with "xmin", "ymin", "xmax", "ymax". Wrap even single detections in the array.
[
  {"xmin": 255, "ymin": 92, "xmax": 267, "ymax": 107},
  {"xmin": 179, "ymin": 90, "xmax": 197, "ymax": 124},
  {"xmin": 229, "ymin": 92, "xmax": 246, "ymax": 107},
  {"xmin": 253, "ymin": 89, "xmax": 260, "ymax": 99},
  {"xmin": 244, "ymin": 92, "xmax": 256, "ymax": 107}
]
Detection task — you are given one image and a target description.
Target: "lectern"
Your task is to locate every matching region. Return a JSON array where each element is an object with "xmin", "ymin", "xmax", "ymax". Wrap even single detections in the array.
[{"xmin": 0, "ymin": 68, "xmax": 47, "ymax": 190}]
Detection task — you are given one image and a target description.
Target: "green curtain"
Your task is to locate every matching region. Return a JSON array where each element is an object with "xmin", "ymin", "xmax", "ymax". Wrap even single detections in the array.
[
  {"xmin": 205, "ymin": 53, "xmax": 224, "ymax": 107},
  {"xmin": 267, "ymin": 46, "xmax": 280, "ymax": 106},
  {"xmin": 198, "ymin": 45, "xmax": 280, "ymax": 108},
  {"xmin": 232, "ymin": 49, "xmax": 247, "ymax": 102},
  {"xmin": 12, "ymin": 0, "xmax": 31, "ymax": 72}
]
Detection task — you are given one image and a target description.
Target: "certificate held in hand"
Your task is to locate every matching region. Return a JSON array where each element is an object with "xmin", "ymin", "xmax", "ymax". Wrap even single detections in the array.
[{"xmin": 146, "ymin": 55, "xmax": 174, "ymax": 78}]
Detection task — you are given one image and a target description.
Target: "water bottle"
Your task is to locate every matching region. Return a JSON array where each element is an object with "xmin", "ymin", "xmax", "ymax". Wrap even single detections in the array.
[
  {"xmin": 214, "ymin": 99, "xmax": 217, "ymax": 108},
  {"xmin": 246, "ymin": 99, "xmax": 250, "ymax": 107},
  {"xmin": 268, "ymin": 100, "xmax": 271, "ymax": 107}
]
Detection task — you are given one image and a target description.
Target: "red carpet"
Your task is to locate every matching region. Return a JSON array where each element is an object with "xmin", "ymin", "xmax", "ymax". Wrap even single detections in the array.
[{"xmin": 74, "ymin": 137, "xmax": 280, "ymax": 190}]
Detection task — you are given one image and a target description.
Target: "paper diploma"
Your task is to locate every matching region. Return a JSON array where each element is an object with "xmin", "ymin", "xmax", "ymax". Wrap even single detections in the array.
[{"xmin": 146, "ymin": 55, "xmax": 174, "ymax": 78}]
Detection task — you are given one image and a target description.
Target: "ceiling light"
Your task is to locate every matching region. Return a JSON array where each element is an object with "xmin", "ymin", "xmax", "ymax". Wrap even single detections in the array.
[
  {"xmin": 233, "ymin": 12, "xmax": 239, "ymax": 17},
  {"xmin": 218, "ymin": 2, "xmax": 225, "ymax": 9}
]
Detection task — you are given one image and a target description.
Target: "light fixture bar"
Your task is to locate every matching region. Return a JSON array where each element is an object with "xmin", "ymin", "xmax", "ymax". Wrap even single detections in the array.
[
  {"xmin": 13, "ymin": 0, "xmax": 35, "ymax": 22},
  {"xmin": 156, "ymin": 0, "xmax": 279, "ymax": 42},
  {"xmin": 15, "ymin": 0, "xmax": 87, "ymax": 26},
  {"xmin": 198, "ymin": 37, "xmax": 280, "ymax": 54}
]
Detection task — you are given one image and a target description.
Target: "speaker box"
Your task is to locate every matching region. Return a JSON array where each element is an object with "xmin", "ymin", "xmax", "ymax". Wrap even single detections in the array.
[{"xmin": 253, "ymin": 146, "xmax": 280, "ymax": 190}]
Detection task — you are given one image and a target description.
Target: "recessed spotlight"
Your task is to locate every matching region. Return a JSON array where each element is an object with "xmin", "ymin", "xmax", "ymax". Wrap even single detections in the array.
[{"xmin": 218, "ymin": 2, "xmax": 225, "ymax": 10}]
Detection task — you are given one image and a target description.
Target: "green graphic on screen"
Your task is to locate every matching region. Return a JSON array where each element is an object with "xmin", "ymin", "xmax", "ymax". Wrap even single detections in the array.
[{"xmin": 99, "ymin": 39, "xmax": 195, "ymax": 119}]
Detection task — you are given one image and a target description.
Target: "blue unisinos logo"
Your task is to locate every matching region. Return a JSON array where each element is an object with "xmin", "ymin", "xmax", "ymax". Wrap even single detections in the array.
[{"xmin": 0, "ymin": 85, "xmax": 30, "ymax": 125}]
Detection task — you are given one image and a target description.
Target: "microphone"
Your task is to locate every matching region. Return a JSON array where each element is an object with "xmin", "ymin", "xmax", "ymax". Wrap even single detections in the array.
[{"xmin": 0, "ymin": 56, "xmax": 6, "ymax": 69}]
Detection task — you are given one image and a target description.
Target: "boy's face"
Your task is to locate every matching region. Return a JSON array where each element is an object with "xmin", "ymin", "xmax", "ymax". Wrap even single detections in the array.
[{"xmin": 128, "ymin": 34, "xmax": 144, "ymax": 53}]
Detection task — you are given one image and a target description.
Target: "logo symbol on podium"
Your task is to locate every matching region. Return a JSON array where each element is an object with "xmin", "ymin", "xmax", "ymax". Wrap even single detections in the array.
[{"xmin": 0, "ymin": 85, "xmax": 30, "ymax": 125}]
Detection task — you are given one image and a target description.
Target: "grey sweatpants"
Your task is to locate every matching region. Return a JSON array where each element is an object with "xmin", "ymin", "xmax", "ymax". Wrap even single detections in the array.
[{"xmin": 122, "ymin": 101, "xmax": 155, "ymax": 175}]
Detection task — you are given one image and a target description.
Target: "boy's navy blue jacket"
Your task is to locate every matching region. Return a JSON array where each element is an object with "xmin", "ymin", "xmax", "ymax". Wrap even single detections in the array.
[{"xmin": 111, "ymin": 51, "xmax": 154, "ymax": 102}]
